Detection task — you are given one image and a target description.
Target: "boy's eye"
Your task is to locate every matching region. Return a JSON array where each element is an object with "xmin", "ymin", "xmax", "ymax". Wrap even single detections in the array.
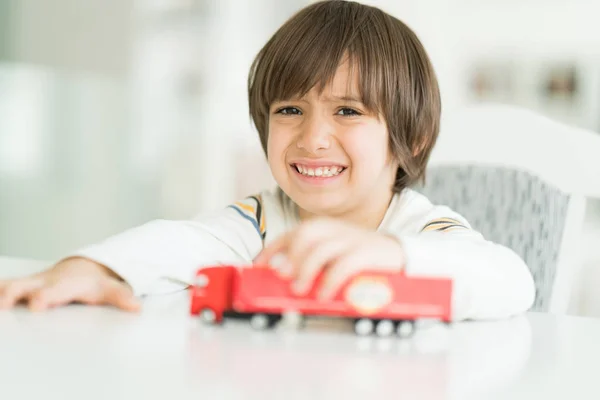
[
  {"xmin": 336, "ymin": 107, "xmax": 361, "ymax": 116},
  {"xmin": 275, "ymin": 107, "xmax": 302, "ymax": 115}
]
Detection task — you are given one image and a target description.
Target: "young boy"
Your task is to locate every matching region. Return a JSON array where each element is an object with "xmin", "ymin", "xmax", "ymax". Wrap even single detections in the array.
[{"xmin": 0, "ymin": 0, "xmax": 535, "ymax": 321}]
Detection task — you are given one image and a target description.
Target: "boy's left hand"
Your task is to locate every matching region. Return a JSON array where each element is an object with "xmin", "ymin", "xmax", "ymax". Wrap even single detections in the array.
[{"xmin": 254, "ymin": 218, "xmax": 405, "ymax": 299}]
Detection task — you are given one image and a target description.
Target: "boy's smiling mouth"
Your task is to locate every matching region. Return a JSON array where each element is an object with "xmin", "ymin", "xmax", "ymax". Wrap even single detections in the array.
[
  {"xmin": 289, "ymin": 161, "xmax": 348, "ymax": 184},
  {"xmin": 293, "ymin": 163, "xmax": 346, "ymax": 177}
]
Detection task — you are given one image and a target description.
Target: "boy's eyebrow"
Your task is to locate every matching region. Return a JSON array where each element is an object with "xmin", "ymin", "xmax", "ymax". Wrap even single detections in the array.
[
  {"xmin": 270, "ymin": 94, "xmax": 364, "ymax": 105},
  {"xmin": 324, "ymin": 94, "xmax": 363, "ymax": 103}
]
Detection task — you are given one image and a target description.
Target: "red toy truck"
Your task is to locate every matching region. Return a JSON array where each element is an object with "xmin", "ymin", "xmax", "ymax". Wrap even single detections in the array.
[{"xmin": 190, "ymin": 265, "xmax": 452, "ymax": 337}]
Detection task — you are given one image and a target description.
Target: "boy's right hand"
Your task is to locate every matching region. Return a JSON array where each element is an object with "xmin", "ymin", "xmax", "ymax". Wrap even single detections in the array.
[{"xmin": 0, "ymin": 257, "xmax": 140, "ymax": 312}]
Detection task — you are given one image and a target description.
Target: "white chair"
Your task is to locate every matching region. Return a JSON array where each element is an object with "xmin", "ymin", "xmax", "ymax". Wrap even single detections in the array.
[{"xmin": 417, "ymin": 103, "xmax": 600, "ymax": 315}]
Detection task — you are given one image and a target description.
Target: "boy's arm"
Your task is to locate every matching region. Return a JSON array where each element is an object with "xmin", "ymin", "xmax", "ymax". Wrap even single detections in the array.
[
  {"xmin": 391, "ymin": 206, "xmax": 536, "ymax": 321},
  {"xmin": 71, "ymin": 205, "xmax": 264, "ymax": 297}
]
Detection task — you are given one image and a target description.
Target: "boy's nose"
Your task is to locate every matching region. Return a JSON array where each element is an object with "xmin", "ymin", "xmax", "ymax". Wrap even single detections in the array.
[{"xmin": 296, "ymin": 114, "xmax": 332, "ymax": 153}]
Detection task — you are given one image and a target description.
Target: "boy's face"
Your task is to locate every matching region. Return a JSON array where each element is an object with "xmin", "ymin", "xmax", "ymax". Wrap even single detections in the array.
[{"xmin": 267, "ymin": 60, "xmax": 399, "ymax": 221}]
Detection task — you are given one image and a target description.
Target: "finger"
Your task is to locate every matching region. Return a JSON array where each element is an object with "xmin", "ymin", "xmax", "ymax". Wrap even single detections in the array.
[
  {"xmin": 261, "ymin": 221, "xmax": 343, "ymax": 278},
  {"xmin": 292, "ymin": 238, "xmax": 355, "ymax": 295},
  {"xmin": 318, "ymin": 253, "xmax": 366, "ymax": 300},
  {"xmin": 0, "ymin": 281, "xmax": 9, "ymax": 300},
  {"xmin": 102, "ymin": 281, "xmax": 141, "ymax": 312},
  {"xmin": 254, "ymin": 219, "xmax": 339, "ymax": 267},
  {"xmin": 253, "ymin": 231, "xmax": 292, "ymax": 266},
  {"xmin": 29, "ymin": 278, "xmax": 140, "ymax": 313},
  {"xmin": 318, "ymin": 235, "xmax": 406, "ymax": 299},
  {"xmin": 0, "ymin": 278, "xmax": 45, "ymax": 309},
  {"xmin": 285, "ymin": 230, "xmax": 331, "ymax": 278},
  {"xmin": 28, "ymin": 284, "xmax": 78, "ymax": 311},
  {"xmin": 28, "ymin": 274, "xmax": 105, "ymax": 311}
]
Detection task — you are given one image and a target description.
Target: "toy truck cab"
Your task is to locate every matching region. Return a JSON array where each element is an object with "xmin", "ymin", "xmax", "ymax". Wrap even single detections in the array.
[{"xmin": 189, "ymin": 266, "xmax": 237, "ymax": 323}]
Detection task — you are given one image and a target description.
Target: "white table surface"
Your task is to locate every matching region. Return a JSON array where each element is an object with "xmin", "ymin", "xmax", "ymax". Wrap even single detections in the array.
[{"xmin": 1, "ymin": 256, "xmax": 600, "ymax": 400}]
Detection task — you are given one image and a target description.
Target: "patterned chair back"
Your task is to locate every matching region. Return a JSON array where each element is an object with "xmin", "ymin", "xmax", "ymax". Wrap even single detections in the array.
[{"xmin": 415, "ymin": 165, "xmax": 571, "ymax": 312}]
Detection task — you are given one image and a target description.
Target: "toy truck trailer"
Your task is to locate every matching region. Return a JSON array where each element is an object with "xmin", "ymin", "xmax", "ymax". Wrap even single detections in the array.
[{"xmin": 190, "ymin": 265, "xmax": 452, "ymax": 337}]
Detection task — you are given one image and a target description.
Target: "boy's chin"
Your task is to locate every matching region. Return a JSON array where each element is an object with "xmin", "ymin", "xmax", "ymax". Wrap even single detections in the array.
[{"xmin": 293, "ymin": 193, "xmax": 347, "ymax": 218}]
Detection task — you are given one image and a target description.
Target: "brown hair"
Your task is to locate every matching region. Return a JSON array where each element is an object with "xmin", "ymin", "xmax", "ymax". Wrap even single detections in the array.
[{"xmin": 248, "ymin": 0, "xmax": 441, "ymax": 192}]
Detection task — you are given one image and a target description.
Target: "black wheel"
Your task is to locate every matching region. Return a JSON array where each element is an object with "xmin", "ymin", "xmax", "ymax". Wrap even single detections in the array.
[
  {"xmin": 199, "ymin": 308, "xmax": 218, "ymax": 325},
  {"xmin": 281, "ymin": 311, "xmax": 306, "ymax": 329},
  {"xmin": 375, "ymin": 319, "xmax": 395, "ymax": 337},
  {"xmin": 353, "ymin": 318, "xmax": 375, "ymax": 336},
  {"xmin": 396, "ymin": 320, "xmax": 416, "ymax": 338},
  {"xmin": 250, "ymin": 313, "xmax": 281, "ymax": 330}
]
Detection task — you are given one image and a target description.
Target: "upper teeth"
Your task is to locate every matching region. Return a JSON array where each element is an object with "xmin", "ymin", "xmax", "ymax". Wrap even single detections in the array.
[{"xmin": 295, "ymin": 164, "xmax": 344, "ymax": 177}]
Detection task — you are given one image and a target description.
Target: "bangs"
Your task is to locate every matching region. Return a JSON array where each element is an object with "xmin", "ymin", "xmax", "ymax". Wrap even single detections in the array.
[{"xmin": 250, "ymin": 3, "xmax": 390, "ymax": 117}]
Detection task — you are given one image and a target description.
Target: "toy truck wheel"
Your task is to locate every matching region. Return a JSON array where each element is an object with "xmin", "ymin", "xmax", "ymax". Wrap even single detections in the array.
[
  {"xmin": 354, "ymin": 318, "xmax": 375, "ymax": 336},
  {"xmin": 375, "ymin": 320, "xmax": 395, "ymax": 337},
  {"xmin": 199, "ymin": 308, "xmax": 217, "ymax": 324},
  {"xmin": 250, "ymin": 314, "xmax": 281, "ymax": 330},
  {"xmin": 282, "ymin": 311, "xmax": 305, "ymax": 329},
  {"xmin": 396, "ymin": 321, "xmax": 415, "ymax": 338},
  {"xmin": 250, "ymin": 314, "xmax": 269, "ymax": 330}
]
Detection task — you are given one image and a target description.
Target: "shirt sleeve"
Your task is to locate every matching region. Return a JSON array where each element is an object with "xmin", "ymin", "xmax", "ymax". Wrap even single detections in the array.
[
  {"xmin": 70, "ymin": 196, "xmax": 266, "ymax": 297},
  {"xmin": 389, "ymin": 200, "xmax": 536, "ymax": 322}
]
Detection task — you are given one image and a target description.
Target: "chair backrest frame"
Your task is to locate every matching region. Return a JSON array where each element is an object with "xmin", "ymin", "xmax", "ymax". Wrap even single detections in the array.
[{"xmin": 417, "ymin": 162, "xmax": 585, "ymax": 314}]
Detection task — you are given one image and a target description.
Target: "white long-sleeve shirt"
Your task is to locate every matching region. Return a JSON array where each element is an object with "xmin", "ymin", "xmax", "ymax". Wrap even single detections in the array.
[{"xmin": 73, "ymin": 187, "xmax": 535, "ymax": 321}]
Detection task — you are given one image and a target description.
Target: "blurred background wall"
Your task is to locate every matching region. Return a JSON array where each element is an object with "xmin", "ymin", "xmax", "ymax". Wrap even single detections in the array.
[{"xmin": 0, "ymin": 0, "xmax": 599, "ymax": 260}]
